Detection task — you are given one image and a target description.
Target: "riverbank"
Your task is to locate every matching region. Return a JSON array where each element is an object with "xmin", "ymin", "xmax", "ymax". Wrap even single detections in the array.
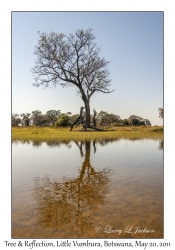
[{"xmin": 12, "ymin": 126, "xmax": 163, "ymax": 142}]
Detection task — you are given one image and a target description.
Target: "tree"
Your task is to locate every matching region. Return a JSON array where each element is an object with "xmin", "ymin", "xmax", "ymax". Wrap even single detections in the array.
[
  {"xmin": 143, "ymin": 119, "xmax": 151, "ymax": 126},
  {"xmin": 32, "ymin": 28, "xmax": 114, "ymax": 129},
  {"xmin": 66, "ymin": 111, "xmax": 72, "ymax": 116},
  {"xmin": 69, "ymin": 113, "xmax": 80, "ymax": 124},
  {"xmin": 158, "ymin": 108, "xmax": 163, "ymax": 119},
  {"xmin": 69, "ymin": 106, "xmax": 86, "ymax": 131},
  {"xmin": 12, "ymin": 113, "xmax": 21, "ymax": 127},
  {"xmin": 128, "ymin": 115, "xmax": 140, "ymax": 126},
  {"xmin": 31, "ymin": 110, "xmax": 47, "ymax": 126},
  {"xmin": 97, "ymin": 110, "xmax": 120, "ymax": 126},
  {"xmin": 45, "ymin": 110, "xmax": 61, "ymax": 126},
  {"xmin": 123, "ymin": 119, "xmax": 129, "ymax": 126},
  {"xmin": 55, "ymin": 114, "xmax": 71, "ymax": 127},
  {"xmin": 20, "ymin": 113, "xmax": 31, "ymax": 126},
  {"xmin": 128, "ymin": 115, "xmax": 151, "ymax": 126}
]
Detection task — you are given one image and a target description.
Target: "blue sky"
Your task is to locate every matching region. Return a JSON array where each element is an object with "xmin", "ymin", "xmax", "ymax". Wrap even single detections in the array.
[{"xmin": 12, "ymin": 11, "xmax": 163, "ymax": 125}]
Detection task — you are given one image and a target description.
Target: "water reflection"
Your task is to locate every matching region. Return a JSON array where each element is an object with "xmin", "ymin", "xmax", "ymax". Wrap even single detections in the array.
[
  {"xmin": 13, "ymin": 137, "xmax": 154, "ymax": 148},
  {"xmin": 34, "ymin": 141, "xmax": 113, "ymax": 230},
  {"xmin": 158, "ymin": 139, "xmax": 163, "ymax": 150},
  {"xmin": 12, "ymin": 139, "xmax": 73, "ymax": 148},
  {"xmin": 12, "ymin": 138, "xmax": 163, "ymax": 238},
  {"xmin": 32, "ymin": 141, "xmax": 42, "ymax": 148}
]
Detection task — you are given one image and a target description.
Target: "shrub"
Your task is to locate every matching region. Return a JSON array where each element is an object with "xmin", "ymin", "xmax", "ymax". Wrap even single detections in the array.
[{"xmin": 55, "ymin": 114, "xmax": 70, "ymax": 127}]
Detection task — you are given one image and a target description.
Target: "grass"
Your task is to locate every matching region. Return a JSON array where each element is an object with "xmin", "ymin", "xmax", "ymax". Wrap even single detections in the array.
[{"xmin": 12, "ymin": 126, "xmax": 163, "ymax": 142}]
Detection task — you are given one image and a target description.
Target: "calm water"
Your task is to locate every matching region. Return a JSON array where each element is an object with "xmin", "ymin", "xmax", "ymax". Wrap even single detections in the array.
[{"xmin": 12, "ymin": 139, "xmax": 163, "ymax": 239}]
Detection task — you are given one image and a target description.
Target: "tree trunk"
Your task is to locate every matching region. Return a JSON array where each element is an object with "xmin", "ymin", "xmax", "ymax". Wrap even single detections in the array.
[
  {"xmin": 69, "ymin": 106, "xmax": 86, "ymax": 131},
  {"xmin": 84, "ymin": 98, "xmax": 91, "ymax": 128},
  {"xmin": 93, "ymin": 108, "xmax": 96, "ymax": 128}
]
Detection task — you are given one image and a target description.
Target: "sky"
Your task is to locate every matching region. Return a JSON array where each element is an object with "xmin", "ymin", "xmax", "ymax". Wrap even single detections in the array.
[{"xmin": 12, "ymin": 12, "xmax": 163, "ymax": 125}]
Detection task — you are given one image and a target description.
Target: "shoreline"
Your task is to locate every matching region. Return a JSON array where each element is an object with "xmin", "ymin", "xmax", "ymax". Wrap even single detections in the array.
[{"xmin": 12, "ymin": 126, "xmax": 163, "ymax": 142}]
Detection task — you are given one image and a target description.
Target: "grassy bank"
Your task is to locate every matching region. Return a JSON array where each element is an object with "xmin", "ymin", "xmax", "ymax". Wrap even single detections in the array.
[{"xmin": 12, "ymin": 126, "xmax": 163, "ymax": 142}]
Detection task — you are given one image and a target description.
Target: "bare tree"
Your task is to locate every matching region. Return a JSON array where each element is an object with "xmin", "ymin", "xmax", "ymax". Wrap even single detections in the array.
[{"xmin": 32, "ymin": 28, "xmax": 114, "ymax": 128}]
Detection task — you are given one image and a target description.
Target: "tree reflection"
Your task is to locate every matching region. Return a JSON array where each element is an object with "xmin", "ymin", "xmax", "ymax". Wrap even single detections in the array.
[
  {"xmin": 34, "ymin": 141, "xmax": 113, "ymax": 230},
  {"xmin": 158, "ymin": 139, "xmax": 163, "ymax": 150},
  {"xmin": 32, "ymin": 141, "xmax": 42, "ymax": 148},
  {"xmin": 46, "ymin": 141, "xmax": 72, "ymax": 148}
]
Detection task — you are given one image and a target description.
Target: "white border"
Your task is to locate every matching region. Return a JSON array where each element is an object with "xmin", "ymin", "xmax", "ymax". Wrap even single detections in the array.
[{"xmin": 1, "ymin": 1, "xmax": 175, "ymax": 249}]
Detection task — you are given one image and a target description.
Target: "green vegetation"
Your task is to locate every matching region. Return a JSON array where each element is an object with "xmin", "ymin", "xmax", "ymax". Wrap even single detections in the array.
[
  {"xmin": 12, "ymin": 109, "xmax": 161, "ymax": 143},
  {"xmin": 55, "ymin": 114, "xmax": 71, "ymax": 127},
  {"xmin": 12, "ymin": 110, "xmax": 152, "ymax": 128},
  {"xmin": 12, "ymin": 126, "xmax": 163, "ymax": 143},
  {"xmin": 151, "ymin": 127, "xmax": 163, "ymax": 133}
]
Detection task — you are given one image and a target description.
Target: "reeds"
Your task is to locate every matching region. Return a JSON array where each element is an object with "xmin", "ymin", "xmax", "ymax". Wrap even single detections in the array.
[{"xmin": 12, "ymin": 126, "xmax": 163, "ymax": 142}]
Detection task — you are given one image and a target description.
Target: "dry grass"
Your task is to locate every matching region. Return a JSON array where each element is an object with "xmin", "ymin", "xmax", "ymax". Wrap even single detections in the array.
[{"xmin": 12, "ymin": 126, "xmax": 163, "ymax": 142}]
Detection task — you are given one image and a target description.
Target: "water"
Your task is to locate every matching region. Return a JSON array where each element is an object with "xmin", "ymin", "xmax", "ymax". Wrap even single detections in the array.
[{"xmin": 12, "ymin": 139, "xmax": 163, "ymax": 238}]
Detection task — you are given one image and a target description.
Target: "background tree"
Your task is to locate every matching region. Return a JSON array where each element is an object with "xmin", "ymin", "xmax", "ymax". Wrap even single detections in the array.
[
  {"xmin": 32, "ymin": 28, "xmax": 114, "ymax": 129},
  {"xmin": 114, "ymin": 119, "xmax": 124, "ymax": 126},
  {"xmin": 158, "ymin": 108, "xmax": 163, "ymax": 119},
  {"xmin": 45, "ymin": 110, "xmax": 61, "ymax": 126},
  {"xmin": 31, "ymin": 110, "xmax": 47, "ymax": 126},
  {"xmin": 143, "ymin": 119, "xmax": 151, "ymax": 126},
  {"xmin": 123, "ymin": 119, "xmax": 129, "ymax": 126},
  {"xmin": 128, "ymin": 115, "xmax": 151, "ymax": 126},
  {"xmin": 69, "ymin": 114, "xmax": 80, "ymax": 124},
  {"xmin": 128, "ymin": 115, "xmax": 140, "ymax": 126},
  {"xmin": 12, "ymin": 113, "xmax": 21, "ymax": 127},
  {"xmin": 96, "ymin": 110, "xmax": 120, "ymax": 126},
  {"xmin": 66, "ymin": 111, "xmax": 72, "ymax": 116},
  {"xmin": 20, "ymin": 113, "xmax": 31, "ymax": 126},
  {"xmin": 55, "ymin": 113, "xmax": 71, "ymax": 127}
]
